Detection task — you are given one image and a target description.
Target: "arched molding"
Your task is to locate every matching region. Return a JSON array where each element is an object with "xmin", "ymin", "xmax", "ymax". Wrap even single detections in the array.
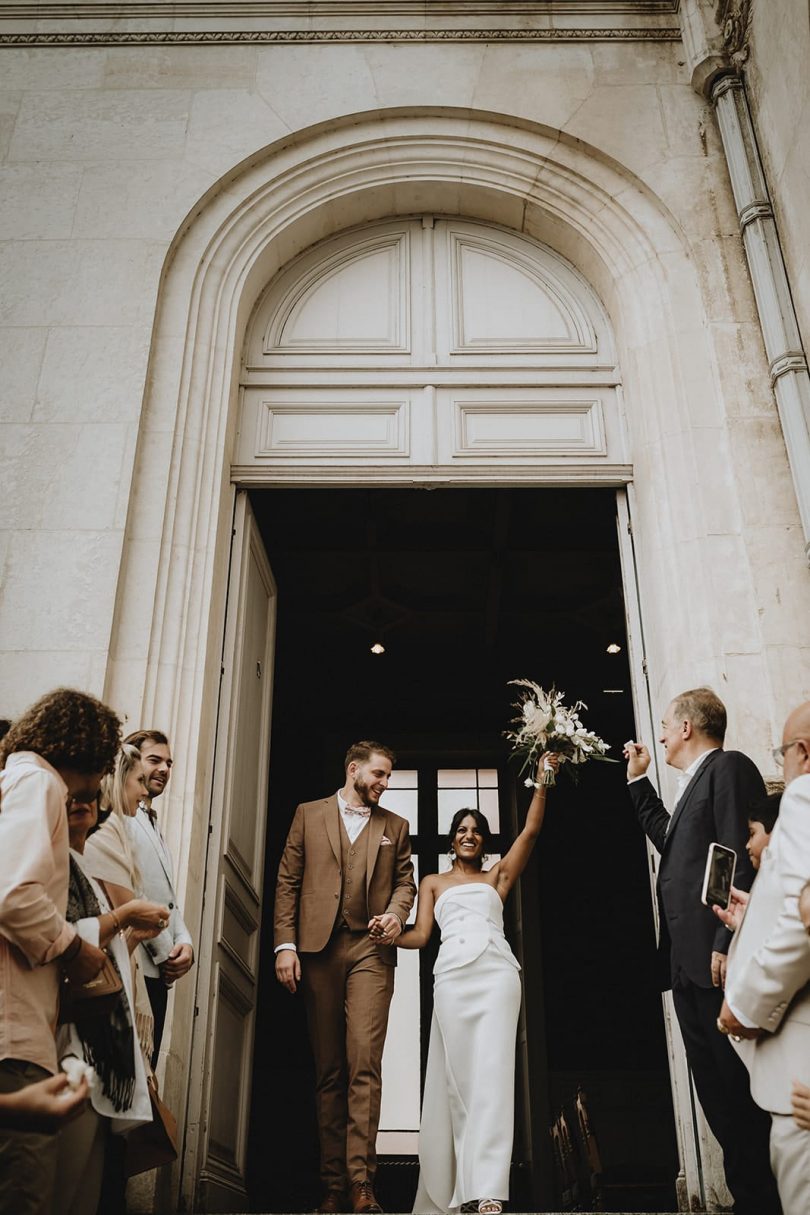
[
  {"xmin": 102, "ymin": 109, "xmax": 749, "ymax": 1207},
  {"xmin": 106, "ymin": 105, "xmax": 724, "ymax": 874}
]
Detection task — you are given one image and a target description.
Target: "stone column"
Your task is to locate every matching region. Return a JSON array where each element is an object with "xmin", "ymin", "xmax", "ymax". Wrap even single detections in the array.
[{"xmin": 682, "ymin": 0, "xmax": 810, "ymax": 563}]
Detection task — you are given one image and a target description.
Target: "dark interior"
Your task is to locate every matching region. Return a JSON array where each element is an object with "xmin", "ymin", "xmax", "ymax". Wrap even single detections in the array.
[{"xmin": 246, "ymin": 486, "xmax": 678, "ymax": 1212}]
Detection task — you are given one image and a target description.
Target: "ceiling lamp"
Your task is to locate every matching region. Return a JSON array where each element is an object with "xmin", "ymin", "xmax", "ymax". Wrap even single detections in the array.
[
  {"xmin": 370, "ymin": 642, "xmax": 385, "ymax": 655},
  {"xmin": 606, "ymin": 643, "xmax": 621, "ymax": 654}
]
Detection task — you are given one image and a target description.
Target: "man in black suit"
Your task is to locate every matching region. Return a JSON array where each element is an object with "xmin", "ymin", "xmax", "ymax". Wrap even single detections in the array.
[{"xmin": 625, "ymin": 687, "xmax": 780, "ymax": 1215}]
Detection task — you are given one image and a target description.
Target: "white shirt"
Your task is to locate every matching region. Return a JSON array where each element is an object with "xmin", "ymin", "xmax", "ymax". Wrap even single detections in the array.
[{"xmin": 274, "ymin": 791, "xmax": 371, "ymax": 955}]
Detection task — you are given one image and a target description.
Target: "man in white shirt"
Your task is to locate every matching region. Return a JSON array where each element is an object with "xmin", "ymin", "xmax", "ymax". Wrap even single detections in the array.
[
  {"xmin": 624, "ymin": 687, "xmax": 780, "ymax": 1214},
  {"xmin": 123, "ymin": 729, "xmax": 194, "ymax": 1067},
  {"xmin": 719, "ymin": 701, "xmax": 810, "ymax": 1213}
]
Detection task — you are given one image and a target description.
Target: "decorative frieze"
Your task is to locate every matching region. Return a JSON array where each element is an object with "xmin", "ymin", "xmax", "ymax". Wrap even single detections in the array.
[
  {"xmin": 715, "ymin": 0, "xmax": 752, "ymax": 66},
  {"xmin": 0, "ymin": 26, "xmax": 682, "ymax": 46}
]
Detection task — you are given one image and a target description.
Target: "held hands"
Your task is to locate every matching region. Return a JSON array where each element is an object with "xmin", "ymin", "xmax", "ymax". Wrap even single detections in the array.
[
  {"xmin": 275, "ymin": 948, "xmax": 301, "ymax": 994},
  {"xmin": 368, "ymin": 913, "xmax": 403, "ymax": 946},
  {"xmin": 623, "ymin": 740, "xmax": 651, "ymax": 780},
  {"xmin": 712, "ymin": 885, "xmax": 750, "ymax": 934}
]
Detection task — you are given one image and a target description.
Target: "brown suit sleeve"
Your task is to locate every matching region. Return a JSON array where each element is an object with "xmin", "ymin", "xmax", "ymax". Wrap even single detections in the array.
[
  {"xmin": 274, "ymin": 803, "xmax": 305, "ymax": 949},
  {"xmin": 383, "ymin": 817, "xmax": 416, "ymax": 926}
]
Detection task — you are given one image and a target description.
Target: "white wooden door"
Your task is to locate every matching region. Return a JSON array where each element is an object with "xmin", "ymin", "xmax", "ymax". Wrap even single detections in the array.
[{"xmin": 184, "ymin": 492, "xmax": 277, "ymax": 1212}]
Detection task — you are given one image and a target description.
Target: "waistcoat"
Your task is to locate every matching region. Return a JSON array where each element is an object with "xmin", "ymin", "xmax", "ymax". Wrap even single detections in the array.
[{"xmin": 337, "ymin": 817, "xmax": 371, "ymax": 931}]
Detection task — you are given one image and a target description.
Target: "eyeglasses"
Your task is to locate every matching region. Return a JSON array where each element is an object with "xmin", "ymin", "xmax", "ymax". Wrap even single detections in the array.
[{"xmin": 771, "ymin": 739, "xmax": 804, "ymax": 768}]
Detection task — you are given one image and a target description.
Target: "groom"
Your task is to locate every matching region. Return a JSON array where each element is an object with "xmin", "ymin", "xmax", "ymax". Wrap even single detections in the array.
[{"xmin": 274, "ymin": 741, "xmax": 416, "ymax": 1214}]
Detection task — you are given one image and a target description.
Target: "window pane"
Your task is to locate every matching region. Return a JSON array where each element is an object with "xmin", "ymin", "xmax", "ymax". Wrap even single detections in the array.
[
  {"xmin": 407, "ymin": 856, "xmax": 419, "ymax": 924},
  {"xmin": 438, "ymin": 768, "xmax": 477, "ymax": 788},
  {"xmin": 383, "ymin": 788, "xmax": 418, "ymax": 833},
  {"xmin": 438, "ymin": 853, "xmax": 453, "ymax": 874},
  {"xmin": 438, "ymin": 788, "xmax": 479, "ymax": 834},
  {"xmin": 478, "ymin": 768, "xmax": 498, "ymax": 787},
  {"xmin": 478, "ymin": 787, "xmax": 500, "ymax": 831},
  {"xmin": 388, "ymin": 769, "xmax": 418, "ymax": 789}
]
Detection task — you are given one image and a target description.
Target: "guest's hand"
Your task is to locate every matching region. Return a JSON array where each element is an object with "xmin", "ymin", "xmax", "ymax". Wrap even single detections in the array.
[
  {"xmin": 799, "ymin": 883, "xmax": 810, "ymax": 934},
  {"xmin": 623, "ymin": 741, "xmax": 651, "ymax": 780},
  {"xmin": 62, "ymin": 938, "xmax": 106, "ymax": 985},
  {"xmin": 712, "ymin": 885, "xmax": 749, "ymax": 933},
  {"xmin": 717, "ymin": 998, "xmax": 762, "ymax": 1040},
  {"xmin": 275, "ymin": 948, "xmax": 301, "ymax": 994},
  {"xmin": 0, "ymin": 1073, "xmax": 88, "ymax": 1132},
  {"xmin": 791, "ymin": 1080, "xmax": 810, "ymax": 1130},
  {"xmin": 710, "ymin": 951, "xmax": 728, "ymax": 989},
  {"xmin": 122, "ymin": 899, "xmax": 171, "ymax": 940},
  {"xmin": 368, "ymin": 913, "xmax": 402, "ymax": 945},
  {"xmin": 161, "ymin": 942, "xmax": 194, "ymax": 984}
]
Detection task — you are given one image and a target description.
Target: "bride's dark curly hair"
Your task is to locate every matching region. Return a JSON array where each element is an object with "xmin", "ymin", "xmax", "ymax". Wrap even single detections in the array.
[
  {"xmin": 447, "ymin": 807, "xmax": 492, "ymax": 857},
  {"xmin": 0, "ymin": 688, "xmax": 121, "ymax": 775}
]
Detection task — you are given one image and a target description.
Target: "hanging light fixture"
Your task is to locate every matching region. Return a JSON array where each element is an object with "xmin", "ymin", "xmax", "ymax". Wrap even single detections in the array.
[
  {"xmin": 370, "ymin": 642, "xmax": 385, "ymax": 655},
  {"xmin": 606, "ymin": 643, "xmax": 621, "ymax": 654}
]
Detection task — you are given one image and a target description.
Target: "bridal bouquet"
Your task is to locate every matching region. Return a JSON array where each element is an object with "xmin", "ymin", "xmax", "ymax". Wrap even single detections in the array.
[{"xmin": 505, "ymin": 679, "xmax": 616, "ymax": 786}]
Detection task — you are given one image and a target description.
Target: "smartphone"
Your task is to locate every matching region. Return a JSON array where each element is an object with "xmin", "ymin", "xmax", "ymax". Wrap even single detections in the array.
[{"xmin": 701, "ymin": 842, "xmax": 737, "ymax": 908}]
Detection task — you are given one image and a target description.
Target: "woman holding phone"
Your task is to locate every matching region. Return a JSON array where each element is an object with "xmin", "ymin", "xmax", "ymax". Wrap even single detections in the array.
[{"xmin": 373, "ymin": 755, "xmax": 558, "ymax": 1215}]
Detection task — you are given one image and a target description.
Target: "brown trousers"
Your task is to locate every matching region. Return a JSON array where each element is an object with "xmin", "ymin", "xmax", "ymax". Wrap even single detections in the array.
[
  {"xmin": 302, "ymin": 929, "xmax": 395, "ymax": 1190},
  {"xmin": 0, "ymin": 1060, "xmax": 59, "ymax": 1215}
]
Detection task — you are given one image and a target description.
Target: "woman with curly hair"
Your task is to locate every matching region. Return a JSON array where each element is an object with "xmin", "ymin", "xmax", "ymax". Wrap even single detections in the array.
[{"xmin": 0, "ymin": 688, "xmax": 121, "ymax": 1215}]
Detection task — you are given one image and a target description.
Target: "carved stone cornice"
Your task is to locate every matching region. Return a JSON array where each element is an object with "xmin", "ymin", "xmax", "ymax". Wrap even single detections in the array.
[
  {"xmin": 0, "ymin": 26, "xmax": 683, "ymax": 46},
  {"xmin": 715, "ymin": 0, "xmax": 752, "ymax": 66}
]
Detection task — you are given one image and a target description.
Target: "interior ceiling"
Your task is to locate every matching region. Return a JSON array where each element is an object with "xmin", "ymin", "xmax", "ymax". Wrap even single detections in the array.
[{"xmin": 251, "ymin": 486, "xmax": 633, "ymax": 750}]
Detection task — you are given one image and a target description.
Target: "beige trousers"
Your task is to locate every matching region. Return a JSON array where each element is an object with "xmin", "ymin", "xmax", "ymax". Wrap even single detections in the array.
[
  {"xmin": 302, "ymin": 929, "xmax": 395, "ymax": 1191},
  {"xmin": 51, "ymin": 1105, "xmax": 107, "ymax": 1215},
  {"xmin": 771, "ymin": 1111, "xmax": 810, "ymax": 1215}
]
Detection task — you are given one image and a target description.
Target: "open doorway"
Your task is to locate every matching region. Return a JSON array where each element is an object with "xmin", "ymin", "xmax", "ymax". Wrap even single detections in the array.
[{"xmin": 246, "ymin": 485, "xmax": 677, "ymax": 1212}]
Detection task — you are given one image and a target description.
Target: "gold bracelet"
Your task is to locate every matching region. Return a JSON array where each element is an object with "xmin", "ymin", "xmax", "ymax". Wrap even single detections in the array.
[{"xmin": 110, "ymin": 909, "xmax": 121, "ymax": 934}]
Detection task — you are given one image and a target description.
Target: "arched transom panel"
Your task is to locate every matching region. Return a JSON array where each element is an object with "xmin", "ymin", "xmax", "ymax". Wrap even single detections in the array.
[{"xmin": 236, "ymin": 217, "xmax": 626, "ymax": 478}]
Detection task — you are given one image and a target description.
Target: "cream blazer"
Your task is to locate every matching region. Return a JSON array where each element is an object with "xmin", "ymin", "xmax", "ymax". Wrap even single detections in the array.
[{"xmin": 725, "ymin": 773, "xmax": 810, "ymax": 1114}]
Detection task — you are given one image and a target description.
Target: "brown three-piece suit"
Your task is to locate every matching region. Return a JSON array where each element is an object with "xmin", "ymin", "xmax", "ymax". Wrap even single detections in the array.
[{"xmin": 274, "ymin": 795, "xmax": 416, "ymax": 1192}]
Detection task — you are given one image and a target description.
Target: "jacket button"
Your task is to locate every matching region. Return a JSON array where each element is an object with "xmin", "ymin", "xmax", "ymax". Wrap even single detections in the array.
[
  {"xmin": 334, "ymin": 893, "xmax": 339, "ymax": 899},
  {"xmin": 168, "ymin": 903, "xmax": 174, "ymax": 910}
]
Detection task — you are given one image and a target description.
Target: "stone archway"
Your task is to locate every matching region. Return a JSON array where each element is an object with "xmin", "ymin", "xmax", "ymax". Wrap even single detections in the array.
[{"xmin": 104, "ymin": 108, "xmax": 751, "ymax": 1211}]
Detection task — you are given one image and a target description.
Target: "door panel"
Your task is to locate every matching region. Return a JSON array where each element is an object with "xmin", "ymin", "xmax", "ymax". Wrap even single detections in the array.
[{"xmin": 189, "ymin": 492, "xmax": 277, "ymax": 1212}]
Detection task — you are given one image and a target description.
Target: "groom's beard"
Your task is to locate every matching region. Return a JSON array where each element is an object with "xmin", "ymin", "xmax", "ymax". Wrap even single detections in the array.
[{"xmin": 353, "ymin": 775, "xmax": 380, "ymax": 807}]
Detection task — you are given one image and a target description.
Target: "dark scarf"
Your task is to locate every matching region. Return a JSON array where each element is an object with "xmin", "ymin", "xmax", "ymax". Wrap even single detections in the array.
[{"xmin": 66, "ymin": 855, "xmax": 136, "ymax": 1113}]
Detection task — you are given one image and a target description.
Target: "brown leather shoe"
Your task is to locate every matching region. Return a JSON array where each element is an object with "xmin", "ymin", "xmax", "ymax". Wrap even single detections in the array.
[
  {"xmin": 317, "ymin": 1190, "xmax": 348, "ymax": 1213},
  {"xmin": 350, "ymin": 1179, "xmax": 383, "ymax": 1213}
]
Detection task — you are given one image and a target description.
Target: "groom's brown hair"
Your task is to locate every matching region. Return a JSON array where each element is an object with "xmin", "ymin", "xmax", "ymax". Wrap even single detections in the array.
[{"xmin": 344, "ymin": 740, "xmax": 396, "ymax": 769}]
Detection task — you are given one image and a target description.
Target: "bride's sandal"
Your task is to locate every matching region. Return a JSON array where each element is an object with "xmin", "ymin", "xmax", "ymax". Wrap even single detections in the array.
[{"xmin": 478, "ymin": 1201, "xmax": 503, "ymax": 1214}]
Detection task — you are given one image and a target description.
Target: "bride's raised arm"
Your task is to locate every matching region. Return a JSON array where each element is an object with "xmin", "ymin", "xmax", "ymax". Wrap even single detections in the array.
[
  {"xmin": 389, "ymin": 873, "xmax": 439, "ymax": 949},
  {"xmin": 492, "ymin": 754, "xmax": 559, "ymax": 898}
]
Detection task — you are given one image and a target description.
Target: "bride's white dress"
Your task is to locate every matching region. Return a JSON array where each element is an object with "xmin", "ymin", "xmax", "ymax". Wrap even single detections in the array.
[{"xmin": 413, "ymin": 883, "xmax": 522, "ymax": 1213}]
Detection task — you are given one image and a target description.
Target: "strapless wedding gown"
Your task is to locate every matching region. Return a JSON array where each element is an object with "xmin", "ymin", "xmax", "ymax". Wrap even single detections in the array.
[{"xmin": 413, "ymin": 883, "xmax": 521, "ymax": 1213}]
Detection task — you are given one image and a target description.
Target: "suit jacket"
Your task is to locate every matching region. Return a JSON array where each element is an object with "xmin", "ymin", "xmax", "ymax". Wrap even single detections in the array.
[
  {"xmin": 725, "ymin": 773, "xmax": 810, "ymax": 1114},
  {"xmin": 629, "ymin": 750, "xmax": 763, "ymax": 990},
  {"xmin": 128, "ymin": 807, "xmax": 193, "ymax": 976},
  {"xmin": 273, "ymin": 796, "xmax": 416, "ymax": 964}
]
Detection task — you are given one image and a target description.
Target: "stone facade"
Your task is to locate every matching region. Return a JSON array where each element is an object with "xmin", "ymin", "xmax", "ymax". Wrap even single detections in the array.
[{"xmin": 1, "ymin": 2, "xmax": 809, "ymax": 1211}]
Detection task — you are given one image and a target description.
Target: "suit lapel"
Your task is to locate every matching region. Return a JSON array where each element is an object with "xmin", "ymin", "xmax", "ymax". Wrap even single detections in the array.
[
  {"xmin": 366, "ymin": 810, "xmax": 385, "ymax": 891},
  {"xmin": 134, "ymin": 810, "xmax": 173, "ymax": 884},
  {"xmin": 323, "ymin": 796, "xmax": 341, "ymax": 865},
  {"xmin": 664, "ymin": 749, "xmax": 721, "ymax": 847}
]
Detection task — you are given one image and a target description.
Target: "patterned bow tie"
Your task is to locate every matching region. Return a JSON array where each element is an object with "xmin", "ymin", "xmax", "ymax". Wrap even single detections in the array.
[{"xmin": 343, "ymin": 805, "xmax": 371, "ymax": 818}]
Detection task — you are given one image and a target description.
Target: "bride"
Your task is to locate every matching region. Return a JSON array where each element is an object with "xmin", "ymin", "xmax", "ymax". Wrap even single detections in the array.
[{"xmin": 379, "ymin": 755, "xmax": 558, "ymax": 1215}]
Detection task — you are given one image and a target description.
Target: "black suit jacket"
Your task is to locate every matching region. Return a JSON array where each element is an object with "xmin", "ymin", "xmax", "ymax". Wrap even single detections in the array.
[{"xmin": 629, "ymin": 750, "xmax": 764, "ymax": 990}]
